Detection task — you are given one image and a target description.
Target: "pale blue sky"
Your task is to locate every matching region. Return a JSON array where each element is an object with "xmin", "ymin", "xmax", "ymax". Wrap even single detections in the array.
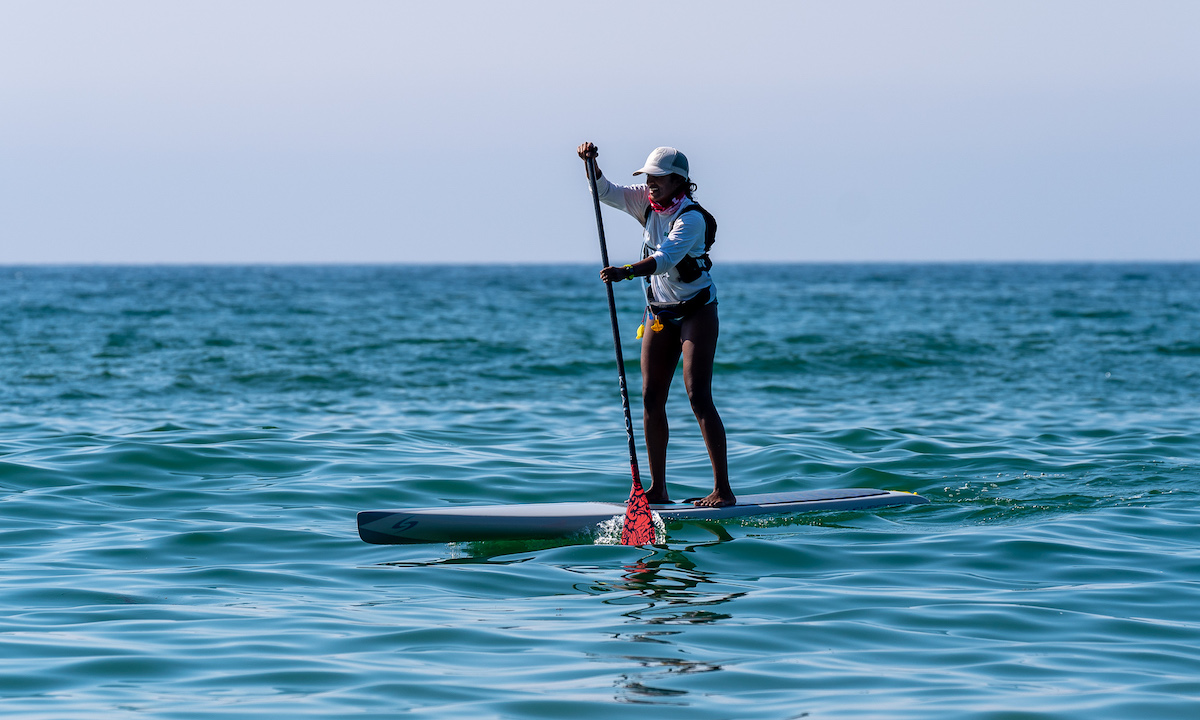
[{"xmin": 3, "ymin": 1, "xmax": 1197, "ymax": 263}]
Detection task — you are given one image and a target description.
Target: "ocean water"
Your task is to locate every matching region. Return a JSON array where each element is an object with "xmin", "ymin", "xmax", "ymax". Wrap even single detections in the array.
[{"xmin": 1, "ymin": 263, "xmax": 1198, "ymax": 719}]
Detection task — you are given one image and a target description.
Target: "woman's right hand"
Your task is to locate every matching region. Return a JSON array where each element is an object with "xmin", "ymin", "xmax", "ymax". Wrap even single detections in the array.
[
  {"xmin": 577, "ymin": 142, "xmax": 598, "ymax": 160},
  {"xmin": 599, "ymin": 265, "xmax": 631, "ymax": 284}
]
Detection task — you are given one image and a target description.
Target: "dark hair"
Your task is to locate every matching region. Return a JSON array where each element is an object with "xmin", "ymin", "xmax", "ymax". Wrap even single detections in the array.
[{"xmin": 686, "ymin": 180, "xmax": 698, "ymax": 199}]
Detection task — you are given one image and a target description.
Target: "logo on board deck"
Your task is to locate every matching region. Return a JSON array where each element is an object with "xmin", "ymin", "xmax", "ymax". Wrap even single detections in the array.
[{"xmin": 390, "ymin": 518, "xmax": 419, "ymax": 532}]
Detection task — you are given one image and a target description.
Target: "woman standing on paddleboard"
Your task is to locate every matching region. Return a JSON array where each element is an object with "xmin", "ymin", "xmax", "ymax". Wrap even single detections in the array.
[{"xmin": 578, "ymin": 142, "xmax": 734, "ymax": 508}]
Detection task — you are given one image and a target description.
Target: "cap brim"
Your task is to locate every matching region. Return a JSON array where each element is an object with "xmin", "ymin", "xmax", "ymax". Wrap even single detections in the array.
[{"xmin": 633, "ymin": 165, "xmax": 670, "ymax": 176}]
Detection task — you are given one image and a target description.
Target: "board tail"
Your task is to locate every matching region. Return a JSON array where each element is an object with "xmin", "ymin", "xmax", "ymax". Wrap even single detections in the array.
[{"xmin": 620, "ymin": 470, "xmax": 655, "ymax": 545}]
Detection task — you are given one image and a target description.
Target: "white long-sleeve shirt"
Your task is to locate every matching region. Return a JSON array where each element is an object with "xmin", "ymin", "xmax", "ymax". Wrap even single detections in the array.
[{"xmin": 592, "ymin": 174, "xmax": 716, "ymax": 305}]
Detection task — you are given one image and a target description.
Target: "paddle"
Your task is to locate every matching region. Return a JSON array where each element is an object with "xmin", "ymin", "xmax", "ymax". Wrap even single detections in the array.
[{"xmin": 583, "ymin": 152, "xmax": 655, "ymax": 546}]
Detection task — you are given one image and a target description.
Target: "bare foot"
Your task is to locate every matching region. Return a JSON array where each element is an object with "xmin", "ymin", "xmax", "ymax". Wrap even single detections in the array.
[
  {"xmin": 643, "ymin": 485, "xmax": 670, "ymax": 504},
  {"xmin": 693, "ymin": 490, "xmax": 736, "ymax": 508}
]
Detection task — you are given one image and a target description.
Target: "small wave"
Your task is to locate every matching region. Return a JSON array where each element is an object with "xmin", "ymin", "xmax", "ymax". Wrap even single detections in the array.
[
  {"xmin": 1052, "ymin": 309, "xmax": 1132, "ymax": 320},
  {"xmin": 1156, "ymin": 343, "xmax": 1200, "ymax": 356}
]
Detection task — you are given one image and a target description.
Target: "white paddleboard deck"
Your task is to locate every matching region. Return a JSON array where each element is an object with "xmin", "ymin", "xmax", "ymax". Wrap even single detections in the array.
[{"xmin": 357, "ymin": 488, "xmax": 927, "ymax": 545}]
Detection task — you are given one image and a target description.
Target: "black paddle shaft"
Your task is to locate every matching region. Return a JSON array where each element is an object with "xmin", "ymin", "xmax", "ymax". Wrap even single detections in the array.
[{"xmin": 584, "ymin": 155, "xmax": 644, "ymax": 490}]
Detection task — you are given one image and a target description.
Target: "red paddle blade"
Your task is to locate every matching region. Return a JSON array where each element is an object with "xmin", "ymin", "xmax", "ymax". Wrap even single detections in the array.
[{"xmin": 620, "ymin": 474, "xmax": 655, "ymax": 545}]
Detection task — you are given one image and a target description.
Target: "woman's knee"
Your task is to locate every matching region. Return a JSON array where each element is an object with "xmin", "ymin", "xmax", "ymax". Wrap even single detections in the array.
[
  {"xmin": 643, "ymin": 380, "xmax": 671, "ymax": 410},
  {"xmin": 683, "ymin": 378, "xmax": 714, "ymax": 411}
]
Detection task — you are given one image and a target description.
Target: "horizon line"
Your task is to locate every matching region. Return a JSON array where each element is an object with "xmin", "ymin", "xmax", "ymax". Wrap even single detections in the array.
[{"xmin": 4, "ymin": 259, "xmax": 1200, "ymax": 269}]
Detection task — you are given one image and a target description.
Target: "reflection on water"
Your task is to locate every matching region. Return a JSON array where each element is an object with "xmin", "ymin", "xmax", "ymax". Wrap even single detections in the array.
[
  {"xmin": 608, "ymin": 551, "xmax": 744, "ymax": 705},
  {"xmin": 616, "ymin": 656, "xmax": 721, "ymax": 704},
  {"xmin": 617, "ymin": 551, "xmax": 742, "ymax": 610}
]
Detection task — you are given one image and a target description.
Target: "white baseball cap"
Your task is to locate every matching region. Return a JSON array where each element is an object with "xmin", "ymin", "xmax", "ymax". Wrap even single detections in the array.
[{"xmin": 632, "ymin": 147, "xmax": 689, "ymax": 179}]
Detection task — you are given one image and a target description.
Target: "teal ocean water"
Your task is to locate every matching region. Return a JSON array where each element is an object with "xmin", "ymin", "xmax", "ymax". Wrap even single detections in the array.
[{"xmin": 2, "ymin": 263, "xmax": 1198, "ymax": 719}]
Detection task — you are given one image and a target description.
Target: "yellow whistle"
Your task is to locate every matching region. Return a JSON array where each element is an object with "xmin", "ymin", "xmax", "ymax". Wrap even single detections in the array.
[{"xmin": 635, "ymin": 324, "xmax": 645, "ymax": 339}]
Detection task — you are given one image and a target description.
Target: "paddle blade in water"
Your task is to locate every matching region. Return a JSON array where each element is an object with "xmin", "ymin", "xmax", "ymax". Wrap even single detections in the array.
[{"xmin": 620, "ymin": 475, "xmax": 655, "ymax": 545}]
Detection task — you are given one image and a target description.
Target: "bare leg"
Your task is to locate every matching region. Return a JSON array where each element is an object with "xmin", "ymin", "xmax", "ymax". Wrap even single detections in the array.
[
  {"xmin": 680, "ymin": 304, "xmax": 734, "ymax": 507},
  {"xmin": 641, "ymin": 317, "xmax": 682, "ymax": 503}
]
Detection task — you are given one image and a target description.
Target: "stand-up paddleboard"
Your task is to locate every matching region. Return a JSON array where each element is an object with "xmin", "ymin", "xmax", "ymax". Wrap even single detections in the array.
[{"xmin": 357, "ymin": 488, "xmax": 927, "ymax": 545}]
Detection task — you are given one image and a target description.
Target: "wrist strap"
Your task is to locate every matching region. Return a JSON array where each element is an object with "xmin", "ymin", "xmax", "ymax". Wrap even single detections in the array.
[{"xmin": 623, "ymin": 264, "xmax": 635, "ymax": 281}]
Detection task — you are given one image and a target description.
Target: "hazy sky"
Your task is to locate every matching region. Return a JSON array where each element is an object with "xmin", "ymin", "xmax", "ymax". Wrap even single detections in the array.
[{"xmin": 3, "ymin": 1, "xmax": 1198, "ymax": 264}]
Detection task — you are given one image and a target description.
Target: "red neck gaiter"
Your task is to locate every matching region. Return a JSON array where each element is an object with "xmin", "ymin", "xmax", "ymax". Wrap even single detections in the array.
[{"xmin": 648, "ymin": 190, "xmax": 687, "ymax": 215}]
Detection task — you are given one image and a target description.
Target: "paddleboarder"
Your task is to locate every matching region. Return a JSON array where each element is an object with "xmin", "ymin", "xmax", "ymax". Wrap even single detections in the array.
[{"xmin": 578, "ymin": 142, "xmax": 735, "ymax": 508}]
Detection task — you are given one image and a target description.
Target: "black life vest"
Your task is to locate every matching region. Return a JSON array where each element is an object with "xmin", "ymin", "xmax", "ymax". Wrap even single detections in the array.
[{"xmin": 641, "ymin": 202, "xmax": 717, "ymax": 283}]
